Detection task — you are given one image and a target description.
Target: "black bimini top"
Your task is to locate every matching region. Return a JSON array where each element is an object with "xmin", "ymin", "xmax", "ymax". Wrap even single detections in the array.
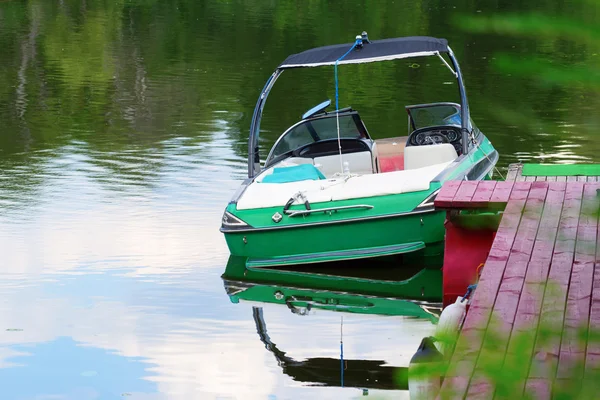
[{"xmin": 279, "ymin": 36, "xmax": 448, "ymax": 69}]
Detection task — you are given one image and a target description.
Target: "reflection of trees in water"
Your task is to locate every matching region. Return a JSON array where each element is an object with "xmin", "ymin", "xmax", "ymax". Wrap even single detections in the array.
[
  {"xmin": 0, "ymin": 0, "xmax": 598, "ymax": 191},
  {"xmin": 453, "ymin": 0, "xmax": 600, "ymax": 166}
]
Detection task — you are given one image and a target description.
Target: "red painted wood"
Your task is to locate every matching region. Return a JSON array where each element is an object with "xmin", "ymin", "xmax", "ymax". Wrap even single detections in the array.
[
  {"xmin": 466, "ymin": 183, "xmax": 546, "ymax": 398},
  {"xmin": 586, "ymin": 186, "xmax": 600, "ymax": 374},
  {"xmin": 525, "ymin": 378, "xmax": 552, "ymax": 399},
  {"xmin": 434, "ymin": 180, "xmax": 463, "ymax": 208},
  {"xmin": 507, "ymin": 182, "xmax": 566, "ymax": 384},
  {"xmin": 489, "ymin": 181, "xmax": 515, "ymax": 205},
  {"xmin": 527, "ymin": 182, "xmax": 584, "ymax": 392},
  {"xmin": 509, "ymin": 181, "xmax": 532, "ymax": 200},
  {"xmin": 451, "ymin": 180, "xmax": 480, "ymax": 208},
  {"xmin": 437, "ymin": 180, "xmax": 600, "ymax": 397},
  {"xmin": 442, "ymin": 218, "xmax": 496, "ymax": 307},
  {"xmin": 470, "ymin": 180, "xmax": 498, "ymax": 207},
  {"xmin": 439, "ymin": 185, "xmax": 530, "ymax": 398},
  {"xmin": 466, "ymin": 378, "xmax": 492, "ymax": 400},
  {"xmin": 557, "ymin": 183, "xmax": 599, "ymax": 379}
]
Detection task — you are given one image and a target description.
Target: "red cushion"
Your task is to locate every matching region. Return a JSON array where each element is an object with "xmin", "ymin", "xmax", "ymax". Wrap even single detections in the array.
[{"xmin": 379, "ymin": 154, "xmax": 404, "ymax": 172}]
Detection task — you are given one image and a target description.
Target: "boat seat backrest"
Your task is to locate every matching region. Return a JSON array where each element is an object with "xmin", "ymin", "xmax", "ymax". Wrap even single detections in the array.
[
  {"xmin": 313, "ymin": 151, "xmax": 374, "ymax": 178},
  {"xmin": 404, "ymin": 143, "xmax": 458, "ymax": 170}
]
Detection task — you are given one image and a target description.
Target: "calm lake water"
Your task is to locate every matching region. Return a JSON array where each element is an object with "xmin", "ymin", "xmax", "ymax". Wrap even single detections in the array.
[{"xmin": 0, "ymin": 1, "xmax": 598, "ymax": 399}]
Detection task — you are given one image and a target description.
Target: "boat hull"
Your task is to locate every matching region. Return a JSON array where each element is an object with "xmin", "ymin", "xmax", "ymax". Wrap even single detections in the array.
[
  {"xmin": 223, "ymin": 209, "xmax": 446, "ymax": 266},
  {"xmin": 222, "ymin": 133, "xmax": 498, "ymax": 266}
]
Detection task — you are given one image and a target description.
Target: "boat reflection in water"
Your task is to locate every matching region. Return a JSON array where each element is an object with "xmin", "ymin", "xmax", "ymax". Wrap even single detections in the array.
[{"xmin": 221, "ymin": 255, "xmax": 443, "ymax": 392}]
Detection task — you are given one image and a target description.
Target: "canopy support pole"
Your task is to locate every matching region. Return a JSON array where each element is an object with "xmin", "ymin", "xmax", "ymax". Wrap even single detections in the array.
[
  {"xmin": 447, "ymin": 47, "xmax": 470, "ymax": 156},
  {"xmin": 436, "ymin": 52, "xmax": 457, "ymax": 78},
  {"xmin": 248, "ymin": 69, "xmax": 284, "ymax": 178}
]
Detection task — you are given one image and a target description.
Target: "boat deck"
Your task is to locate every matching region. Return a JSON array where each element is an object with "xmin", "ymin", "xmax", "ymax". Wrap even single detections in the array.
[{"xmin": 433, "ymin": 164, "xmax": 600, "ymax": 399}]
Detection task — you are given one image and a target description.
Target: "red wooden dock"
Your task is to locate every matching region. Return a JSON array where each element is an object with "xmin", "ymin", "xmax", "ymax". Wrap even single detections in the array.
[{"xmin": 434, "ymin": 176, "xmax": 600, "ymax": 399}]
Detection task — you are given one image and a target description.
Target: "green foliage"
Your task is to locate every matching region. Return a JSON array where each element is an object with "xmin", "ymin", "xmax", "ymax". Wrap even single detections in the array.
[{"xmin": 453, "ymin": 5, "xmax": 600, "ymax": 91}]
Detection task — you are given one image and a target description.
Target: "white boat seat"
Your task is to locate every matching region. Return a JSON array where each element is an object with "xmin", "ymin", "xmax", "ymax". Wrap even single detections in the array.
[
  {"xmin": 404, "ymin": 143, "xmax": 458, "ymax": 170},
  {"xmin": 314, "ymin": 151, "xmax": 374, "ymax": 178},
  {"xmin": 330, "ymin": 161, "xmax": 451, "ymax": 201},
  {"xmin": 236, "ymin": 161, "xmax": 451, "ymax": 210}
]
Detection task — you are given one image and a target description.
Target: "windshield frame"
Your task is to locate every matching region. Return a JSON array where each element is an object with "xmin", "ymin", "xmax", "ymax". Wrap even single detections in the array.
[
  {"xmin": 406, "ymin": 102, "xmax": 463, "ymax": 131},
  {"xmin": 264, "ymin": 111, "xmax": 370, "ymax": 167}
]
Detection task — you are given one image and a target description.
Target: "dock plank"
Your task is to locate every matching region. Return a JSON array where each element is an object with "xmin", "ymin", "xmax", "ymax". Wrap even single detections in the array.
[
  {"xmin": 506, "ymin": 163, "xmax": 523, "ymax": 182},
  {"xmin": 467, "ymin": 182, "xmax": 547, "ymax": 398},
  {"xmin": 434, "ymin": 180, "xmax": 463, "ymax": 208},
  {"xmin": 489, "ymin": 181, "xmax": 515, "ymax": 206},
  {"xmin": 438, "ymin": 182, "xmax": 531, "ymax": 399},
  {"xmin": 526, "ymin": 182, "xmax": 584, "ymax": 398},
  {"xmin": 556, "ymin": 183, "xmax": 599, "ymax": 380},
  {"xmin": 451, "ymin": 181, "xmax": 481, "ymax": 208},
  {"xmin": 502, "ymin": 182, "xmax": 566, "ymax": 396},
  {"xmin": 470, "ymin": 181, "xmax": 498, "ymax": 207},
  {"xmin": 585, "ymin": 184, "xmax": 600, "ymax": 375}
]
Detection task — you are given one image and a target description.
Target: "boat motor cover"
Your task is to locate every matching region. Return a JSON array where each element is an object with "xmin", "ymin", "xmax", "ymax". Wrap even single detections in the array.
[{"xmin": 261, "ymin": 164, "xmax": 326, "ymax": 183}]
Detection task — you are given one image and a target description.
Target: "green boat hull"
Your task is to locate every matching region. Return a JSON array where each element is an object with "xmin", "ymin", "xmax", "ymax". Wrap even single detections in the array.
[{"xmin": 224, "ymin": 208, "xmax": 446, "ymax": 265}]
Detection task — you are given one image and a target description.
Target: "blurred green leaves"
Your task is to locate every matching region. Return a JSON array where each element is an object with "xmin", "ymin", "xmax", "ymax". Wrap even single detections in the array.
[
  {"xmin": 457, "ymin": 13, "xmax": 600, "ymax": 44},
  {"xmin": 454, "ymin": 7, "xmax": 600, "ymax": 90}
]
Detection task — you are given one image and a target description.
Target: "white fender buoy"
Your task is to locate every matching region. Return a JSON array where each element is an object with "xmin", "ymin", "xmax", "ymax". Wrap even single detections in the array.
[
  {"xmin": 434, "ymin": 296, "xmax": 467, "ymax": 357},
  {"xmin": 409, "ymin": 336, "xmax": 443, "ymax": 400}
]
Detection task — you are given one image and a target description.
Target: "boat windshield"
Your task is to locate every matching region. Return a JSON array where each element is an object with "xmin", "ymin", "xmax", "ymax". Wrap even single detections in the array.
[
  {"xmin": 270, "ymin": 114, "xmax": 366, "ymax": 160},
  {"xmin": 408, "ymin": 104, "xmax": 462, "ymax": 130}
]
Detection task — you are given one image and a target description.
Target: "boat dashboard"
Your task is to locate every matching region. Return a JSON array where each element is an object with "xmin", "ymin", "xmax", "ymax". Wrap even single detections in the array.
[{"xmin": 407, "ymin": 125, "xmax": 463, "ymax": 155}]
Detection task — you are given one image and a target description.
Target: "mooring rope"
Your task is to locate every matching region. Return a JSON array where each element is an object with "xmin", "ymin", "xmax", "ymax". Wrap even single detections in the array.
[
  {"xmin": 334, "ymin": 38, "xmax": 362, "ymax": 174},
  {"xmin": 340, "ymin": 315, "xmax": 344, "ymax": 387}
]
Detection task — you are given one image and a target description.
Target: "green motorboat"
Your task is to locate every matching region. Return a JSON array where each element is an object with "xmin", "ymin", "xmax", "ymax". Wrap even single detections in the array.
[{"xmin": 221, "ymin": 35, "xmax": 498, "ymax": 267}]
